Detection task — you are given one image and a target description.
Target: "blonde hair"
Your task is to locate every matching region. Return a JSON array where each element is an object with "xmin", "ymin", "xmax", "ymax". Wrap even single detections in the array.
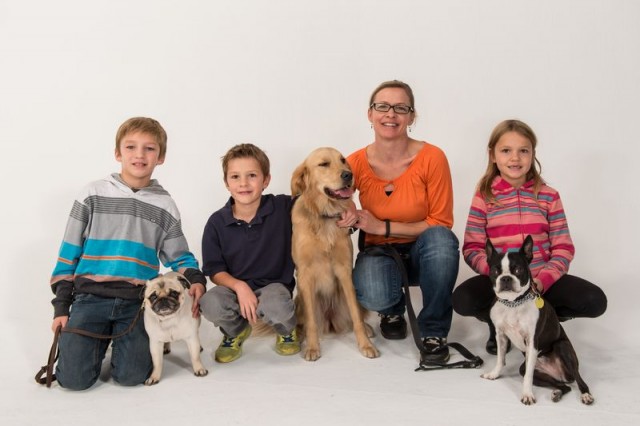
[
  {"xmin": 115, "ymin": 117, "xmax": 167, "ymax": 159},
  {"xmin": 221, "ymin": 143, "xmax": 270, "ymax": 183},
  {"xmin": 478, "ymin": 119, "xmax": 543, "ymax": 203}
]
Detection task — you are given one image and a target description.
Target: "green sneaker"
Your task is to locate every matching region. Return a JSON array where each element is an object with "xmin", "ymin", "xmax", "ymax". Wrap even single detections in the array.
[
  {"xmin": 215, "ymin": 325, "xmax": 252, "ymax": 363},
  {"xmin": 275, "ymin": 329, "xmax": 301, "ymax": 356}
]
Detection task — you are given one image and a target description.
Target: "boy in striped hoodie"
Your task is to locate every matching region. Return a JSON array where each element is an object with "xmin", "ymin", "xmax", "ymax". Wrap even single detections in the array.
[
  {"xmin": 452, "ymin": 119, "xmax": 607, "ymax": 355},
  {"xmin": 49, "ymin": 117, "xmax": 206, "ymax": 390}
]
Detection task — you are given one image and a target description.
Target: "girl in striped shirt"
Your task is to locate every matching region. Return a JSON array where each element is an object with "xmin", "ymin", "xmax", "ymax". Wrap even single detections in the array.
[{"xmin": 452, "ymin": 119, "xmax": 607, "ymax": 355}]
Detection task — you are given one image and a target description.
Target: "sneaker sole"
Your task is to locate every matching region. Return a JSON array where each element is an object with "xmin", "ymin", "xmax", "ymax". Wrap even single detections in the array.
[{"xmin": 380, "ymin": 330, "xmax": 408, "ymax": 340}]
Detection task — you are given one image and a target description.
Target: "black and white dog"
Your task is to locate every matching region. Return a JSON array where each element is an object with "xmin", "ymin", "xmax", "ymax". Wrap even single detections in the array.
[{"xmin": 481, "ymin": 235, "xmax": 593, "ymax": 405}]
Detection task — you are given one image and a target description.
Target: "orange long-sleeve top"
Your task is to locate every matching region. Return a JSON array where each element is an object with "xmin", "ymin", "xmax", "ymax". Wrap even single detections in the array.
[{"xmin": 347, "ymin": 142, "xmax": 454, "ymax": 246}]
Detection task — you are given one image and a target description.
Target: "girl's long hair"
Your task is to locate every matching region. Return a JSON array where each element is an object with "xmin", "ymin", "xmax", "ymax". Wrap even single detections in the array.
[{"xmin": 478, "ymin": 119, "xmax": 544, "ymax": 203}]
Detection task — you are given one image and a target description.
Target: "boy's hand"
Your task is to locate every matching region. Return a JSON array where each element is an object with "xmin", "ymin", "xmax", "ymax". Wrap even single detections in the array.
[
  {"xmin": 189, "ymin": 283, "xmax": 206, "ymax": 318},
  {"xmin": 52, "ymin": 316, "xmax": 68, "ymax": 332},
  {"xmin": 235, "ymin": 282, "xmax": 259, "ymax": 325}
]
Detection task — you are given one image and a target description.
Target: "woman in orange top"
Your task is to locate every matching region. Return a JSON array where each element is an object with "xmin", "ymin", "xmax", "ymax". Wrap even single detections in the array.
[{"xmin": 345, "ymin": 80, "xmax": 459, "ymax": 364}]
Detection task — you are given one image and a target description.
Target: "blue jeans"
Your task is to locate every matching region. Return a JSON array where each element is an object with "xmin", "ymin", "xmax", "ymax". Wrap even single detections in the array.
[
  {"xmin": 353, "ymin": 226, "xmax": 459, "ymax": 338},
  {"xmin": 56, "ymin": 294, "xmax": 151, "ymax": 390}
]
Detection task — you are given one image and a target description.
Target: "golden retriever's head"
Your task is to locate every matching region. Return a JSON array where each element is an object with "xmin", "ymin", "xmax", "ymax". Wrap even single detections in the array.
[{"xmin": 291, "ymin": 147, "xmax": 354, "ymax": 212}]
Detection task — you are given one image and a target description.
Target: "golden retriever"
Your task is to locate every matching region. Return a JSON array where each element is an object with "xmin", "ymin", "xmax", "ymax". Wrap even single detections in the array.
[{"xmin": 291, "ymin": 147, "xmax": 379, "ymax": 361}]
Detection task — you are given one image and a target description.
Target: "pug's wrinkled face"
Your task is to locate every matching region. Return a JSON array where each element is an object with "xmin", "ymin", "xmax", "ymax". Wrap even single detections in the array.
[{"xmin": 145, "ymin": 272, "xmax": 191, "ymax": 317}]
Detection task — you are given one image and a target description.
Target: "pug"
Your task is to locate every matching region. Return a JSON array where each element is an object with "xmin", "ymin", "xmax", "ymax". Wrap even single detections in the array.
[{"xmin": 144, "ymin": 272, "xmax": 208, "ymax": 385}]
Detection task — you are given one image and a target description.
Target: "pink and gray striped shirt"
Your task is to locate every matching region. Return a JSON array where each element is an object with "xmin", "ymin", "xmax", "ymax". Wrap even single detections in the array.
[{"xmin": 462, "ymin": 176, "xmax": 574, "ymax": 292}]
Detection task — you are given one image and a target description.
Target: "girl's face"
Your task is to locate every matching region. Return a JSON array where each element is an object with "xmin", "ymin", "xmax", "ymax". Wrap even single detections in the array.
[{"xmin": 491, "ymin": 131, "xmax": 533, "ymax": 188}]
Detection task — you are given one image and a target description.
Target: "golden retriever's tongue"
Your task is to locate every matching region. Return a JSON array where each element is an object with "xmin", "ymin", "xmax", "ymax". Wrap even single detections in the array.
[{"xmin": 334, "ymin": 187, "xmax": 354, "ymax": 198}]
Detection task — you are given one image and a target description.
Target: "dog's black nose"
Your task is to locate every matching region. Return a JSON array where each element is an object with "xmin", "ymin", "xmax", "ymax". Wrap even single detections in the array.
[
  {"xmin": 498, "ymin": 276, "xmax": 513, "ymax": 291},
  {"xmin": 341, "ymin": 171, "xmax": 353, "ymax": 182}
]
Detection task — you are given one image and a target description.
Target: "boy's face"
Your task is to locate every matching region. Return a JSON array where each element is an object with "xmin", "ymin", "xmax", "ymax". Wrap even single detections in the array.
[
  {"xmin": 115, "ymin": 131, "xmax": 164, "ymax": 189},
  {"xmin": 225, "ymin": 157, "xmax": 270, "ymax": 211}
]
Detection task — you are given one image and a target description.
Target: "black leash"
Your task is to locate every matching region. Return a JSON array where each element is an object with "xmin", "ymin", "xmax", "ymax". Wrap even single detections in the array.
[
  {"xmin": 361, "ymin": 240, "xmax": 483, "ymax": 371},
  {"xmin": 35, "ymin": 303, "xmax": 145, "ymax": 387}
]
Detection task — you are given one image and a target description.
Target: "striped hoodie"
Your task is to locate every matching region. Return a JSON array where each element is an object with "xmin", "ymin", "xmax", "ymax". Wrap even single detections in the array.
[
  {"xmin": 50, "ymin": 173, "xmax": 203, "ymax": 316},
  {"xmin": 462, "ymin": 176, "xmax": 574, "ymax": 292}
]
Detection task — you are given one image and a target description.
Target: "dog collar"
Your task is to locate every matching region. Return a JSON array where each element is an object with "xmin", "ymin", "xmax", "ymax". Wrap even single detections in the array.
[{"xmin": 496, "ymin": 292, "xmax": 536, "ymax": 308}]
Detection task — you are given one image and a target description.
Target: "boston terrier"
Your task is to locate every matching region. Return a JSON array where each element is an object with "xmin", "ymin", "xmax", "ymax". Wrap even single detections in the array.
[{"xmin": 481, "ymin": 235, "xmax": 594, "ymax": 405}]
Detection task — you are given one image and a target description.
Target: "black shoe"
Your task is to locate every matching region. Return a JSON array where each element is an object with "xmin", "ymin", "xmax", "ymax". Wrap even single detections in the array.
[
  {"xmin": 485, "ymin": 337, "xmax": 512, "ymax": 355},
  {"xmin": 421, "ymin": 337, "xmax": 450, "ymax": 364},
  {"xmin": 379, "ymin": 314, "xmax": 407, "ymax": 340}
]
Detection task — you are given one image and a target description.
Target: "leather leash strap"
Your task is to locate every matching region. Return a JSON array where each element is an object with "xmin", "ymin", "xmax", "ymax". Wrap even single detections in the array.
[
  {"xmin": 35, "ymin": 304, "xmax": 144, "ymax": 387},
  {"xmin": 366, "ymin": 243, "xmax": 483, "ymax": 371}
]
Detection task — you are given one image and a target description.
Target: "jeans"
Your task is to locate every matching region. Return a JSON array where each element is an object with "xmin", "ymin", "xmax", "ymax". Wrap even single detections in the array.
[
  {"xmin": 353, "ymin": 226, "xmax": 459, "ymax": 338},
  {"xmin": 56, "ymin": 294, "xmax": 151, "ymax": 390}
]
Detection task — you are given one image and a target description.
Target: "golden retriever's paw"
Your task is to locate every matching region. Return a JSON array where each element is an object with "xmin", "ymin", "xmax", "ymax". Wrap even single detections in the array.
[
  {"xmin": 303, "ymin": 348, "xmax": 321, "ymax": 361},
  {"xmin": 359, "ymin": 343, "xmax": 380, "ymax": 358}
]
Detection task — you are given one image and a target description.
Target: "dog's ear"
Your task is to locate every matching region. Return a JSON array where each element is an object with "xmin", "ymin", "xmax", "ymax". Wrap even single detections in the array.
[
  {"xmin": 291, "ymin": 162, "xmax": 308, "ymax": 196},
  {"xmin": 177, "ymin": 275, "xmax": 191, "ymax": 289},
  {"xmin": 485, "ymin": 238, "xmax": 497, "ymax": 261},
  {"xmin": 521, "ymin": 235, "xmax": 534, "ymax": 264}
]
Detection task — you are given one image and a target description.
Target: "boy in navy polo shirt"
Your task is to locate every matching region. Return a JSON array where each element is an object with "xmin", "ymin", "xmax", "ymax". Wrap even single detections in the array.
[{"xmin": 200, "ymin": 144, "xmax": 299, "ymax": 362}]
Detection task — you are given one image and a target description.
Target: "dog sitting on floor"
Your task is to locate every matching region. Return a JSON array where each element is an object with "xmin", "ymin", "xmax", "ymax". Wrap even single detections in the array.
[
  {"xmin": 481, "ymin": 235, "xmax": 593, "ymax": 405},
  {"xmin": 291, "ymin": 147, "xmax": 379, "ymax": 361}
]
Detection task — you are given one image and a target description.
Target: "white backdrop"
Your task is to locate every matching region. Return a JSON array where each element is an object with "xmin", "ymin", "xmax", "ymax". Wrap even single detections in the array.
[{"xmin": 1, "ymin": 0, "xmax": 638, "ymax": 369}]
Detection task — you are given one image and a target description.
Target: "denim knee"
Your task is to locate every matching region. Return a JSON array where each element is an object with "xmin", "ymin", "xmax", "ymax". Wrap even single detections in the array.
[
  {"xmin": 353, "ymin": 253, "xmax": 403, "ymax": 312},
  {"xmin": 412, "ymin": 226, "xmax": 459, "ymax": 284},
  {"xmin": 415, "ymin": 226, "xmax": 459, "ymax": 258},
  {"xmin": 56, "ymin": 367, "xmax": 100, "ymax": 391}
]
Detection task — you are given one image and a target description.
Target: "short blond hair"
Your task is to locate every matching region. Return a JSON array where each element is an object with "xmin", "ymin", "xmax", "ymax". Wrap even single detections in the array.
[
  {"xmin": 115, "ymin": 117, "xmax": 167, "ymax": 159},
  {"xmin": 221, "ymin": 143, "xmax": 270, "ymax": 183}
]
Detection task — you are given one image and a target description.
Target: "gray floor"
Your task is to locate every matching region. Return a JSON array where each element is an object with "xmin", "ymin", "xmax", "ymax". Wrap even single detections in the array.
[{"xmin": 5, "ymin": 288, "xmax": 639, "ymax": 426}]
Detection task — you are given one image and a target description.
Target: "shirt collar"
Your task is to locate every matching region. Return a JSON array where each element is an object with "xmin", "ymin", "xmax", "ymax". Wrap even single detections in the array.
[
  {"xmin": 491, "ymin": 176, "xmax": 535, "ymax": 192},
  {"xmin": 220, "ymin": 194, "xmax": 274, "ymax": 226}
]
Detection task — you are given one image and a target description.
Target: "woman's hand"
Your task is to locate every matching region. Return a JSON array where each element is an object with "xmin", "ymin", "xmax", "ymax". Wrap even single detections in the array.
[
  {"xmin": 336, "ymin": 201, "xmax": 358, "ymax": 228},
  {"xmin": 355, "ymin": 209, "xmax": 385, "ymax": 236}
]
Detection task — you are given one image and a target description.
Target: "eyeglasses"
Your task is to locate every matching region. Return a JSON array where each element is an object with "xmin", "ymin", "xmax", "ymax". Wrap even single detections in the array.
[{"xmin": 370, "ymin": 103, "xmax": 414, "ymax": 114}]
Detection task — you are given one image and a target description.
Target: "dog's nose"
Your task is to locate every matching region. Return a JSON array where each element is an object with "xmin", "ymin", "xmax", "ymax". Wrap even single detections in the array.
[
  {"xmin": 341, "ymin": 170, "xmax": 353, "ymax": 182},
  {"xmin": 499, "ymin": 275, "xmax": 513, "ymax": 291}
]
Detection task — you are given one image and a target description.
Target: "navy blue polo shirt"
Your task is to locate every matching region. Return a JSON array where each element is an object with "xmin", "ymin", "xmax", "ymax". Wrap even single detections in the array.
[{"xmin": 201, "ymin": 194, "xmax": 295, "ymax": 292}]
